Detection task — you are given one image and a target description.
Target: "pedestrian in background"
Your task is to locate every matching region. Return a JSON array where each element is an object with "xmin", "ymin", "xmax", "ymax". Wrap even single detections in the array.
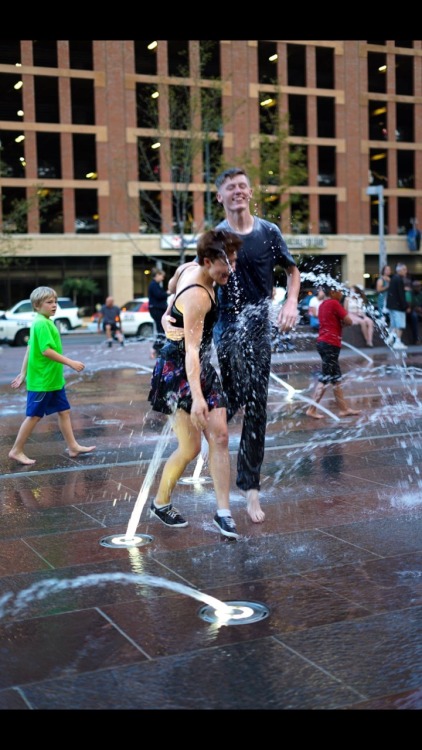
[
  {"xmin": 97, "ymin": 296, "xmax": 124, "ymax": 348},
  {"xmin": 148, "ymin": 268, "xmax": 170, "ymax": 358},
  {"xmin": 386, "ymin": 263, "xmax": 409, "ymax": 350}
]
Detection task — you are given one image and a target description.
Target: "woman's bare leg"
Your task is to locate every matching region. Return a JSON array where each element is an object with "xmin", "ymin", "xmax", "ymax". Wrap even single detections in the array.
[
  {"xmin": 154, "ymin": 410, "xmax": 201, "ymax": 507},
  {"xmin": 204, "ymin": 407, "xmax": 230, "ymax": 511}
]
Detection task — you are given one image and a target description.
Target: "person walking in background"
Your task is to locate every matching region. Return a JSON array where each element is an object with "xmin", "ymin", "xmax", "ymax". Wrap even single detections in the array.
[
  {"xmin": 148, "ymin": 268, "xmax": 170, "ymax": 359},
  {"xmin": 8, "ymin": 286, "xmax": 96, "ymax": 465},
  {"xmin": 375, "ymin": 264, "xmax": 391, "ymax": 319},
  {"xmin": 212, "ymin": 167, "xmax": 300, "ymax": 524},
  {"xmin": 386, "ymin": 263, "xmax": 409, "ymax": 350},
  {"xmin": 307, "ymin": 287, "xmax": 326, "ymax": 331},
  {"xmin": 148, "ymin": 229, "xmax": 242, "ymax": 539},
  {"xmin": 97, "ymin": 296, "xmax": 124, "ymax": 348},
  {"xmin": 306, "ymin": 283, "xmax": 361, "ymax": 419},
  {"xmin": 344, "ymin": 285, "xmax": 375, "ymax": 347},
  {"xmin": 404, "ymin": 277, "xmax": 421, "ymax": 345}
]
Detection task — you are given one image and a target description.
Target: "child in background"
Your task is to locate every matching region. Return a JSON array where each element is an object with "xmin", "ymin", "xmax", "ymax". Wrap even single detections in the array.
[
  {"xmin": 306, "ymin": 284, "xmax": 361, "ymax": 419},
  {"xmin": 9, "ymin": 286, "xmax": 96, "ymax": 465}
]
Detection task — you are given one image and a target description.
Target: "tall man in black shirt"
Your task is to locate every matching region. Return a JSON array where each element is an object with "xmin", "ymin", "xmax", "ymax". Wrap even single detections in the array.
[{"xmin": 213, "ymin": 168, "xmax": 300, "ymax": 523}]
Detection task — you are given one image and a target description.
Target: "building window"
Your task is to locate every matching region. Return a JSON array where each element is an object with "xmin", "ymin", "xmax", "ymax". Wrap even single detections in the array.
[
  {"xmin": 199, "ymin": 41, "xmax": 220, "ymax": 79},
  {"xmin": 33, "ymin": 40, "xmax": 58, "ymax": 68},
  {"xmin": 370, "ymin": 194, "xmax": 388, "ymax": 236},
  {"xmin": 317, "ymin": 96, "xmax": 335, "ymax": 138},
  {"xmin": 319, "ymin": 195, "xmax": 337, "ymax": 234},
  {"xmin": 396, "ymin": 102, "xmax": 414, "ymax": 142},
  {"xmin": 368, "ymin": 100, "xmax": 388, "ymax": 140},
  {"xmin": 395, "ymin": 55, "xmax": 414, "ymax": 96},
  {"xmin": 259, "ymin": 92, "xmax": 278, "ymax": 135},
  {"xmin": 258, "ymin": 41, "xmax": 278, "ymax": 84},
  {"xmin": 367, "ymin": 52, "xmax": 387, "ymax": 93},
  {"xmin": 71, "ymin": 78, "xmax": 95, "ymax": 125},
  {"xmin": 260, "ymin": 140, "xmax": 280, "ymax": 186},
  {"xmin": 290, "ymin": 144, "xmax": 308, "ymax": 185},
  {"xmin": 318, "ymin": 146, "xmax": 336, "ymax": 186},
  {"xmin": 394, "ymin": 41, "xmax": 413, "ymax": 48},
  {"xmin": 72, "ymin": 134, "xmax": 97, "ymax": 180},
  {"xmin": 0, "ymin": 73, "xmax": 23, "ymax": 121},
  {"xmin": 1, "ymin": 187, "xmax": 27, "ymax": 231},
  {"xmin": 288, "ymin": 94, "xmax": 307, "ymax": 136},
  {"xmin": 75, "ymin": 188, "xmax": 98, "ymax": 233},
  {"xmin": 134, "ymin": 40, "xmax": 158, "ymax": 75},
  {"xmin": 139, "ymin": 190, "xmax": 161, "ymax": 233},
  {"xmin": 34, "ymin": 76, "xmax": 60, "ymax": 123},
  {"xmin": 170, "ymin": 138, "xmax": 192, "ymax": 184},
  {"xmin": 167, "ymin": 41, "xmax": 189, "ymax": 77},
  {"xmin": 290, "ymin": 194, "xmax": 309, "ymax": 233},
  {"xmin": 69, "ymin": 41, "xmax": 93, "ymax": 71},
  {"xmin": 136, "ymin": 83, "xmax": 159, "ymax": 129},
  {"xmin": 36, "ymin": 132, "xmax": 61, "ymax": 179},
  {"xmin": 369, "ymin": 148, "xmax": 388, "ymax": 187},
  {"xmin": 0, "ymin": 40, "xmax": 21, "ymax": 65},
  {"xmin": 138, "ymin": 137, "xmax": 160, "ymax": 181},
  {"xmin": 201, "ymin": 88, "xmax": 222, "ymax": 133},
  {"xmin": 169, "ymin": 85, "xmax": 190, "ymax": 130},
  {"xmin": 316, "ymin": 47, "xmax": 334, "ymax": 89},
  {"xmin": 0, "ymin": 129, "xmax": 25, "ymax": 177},
  {"xmin": 397, "ymin": 150, "xmax": 414, "ymax": 188},
  {"xmin": 397, "ymin": 196, "xmax": 415, "ymax": 234},
  {"xmin": 39, "ymin": 188, "xmax": 63, "ymax": 234},
  {"xmin": 287, "ymin": 44, "xmax": 306, "ymax": 87},
  {"xmin": 173, "ymin": 190, "xmax": 194, "ymax": 234}
]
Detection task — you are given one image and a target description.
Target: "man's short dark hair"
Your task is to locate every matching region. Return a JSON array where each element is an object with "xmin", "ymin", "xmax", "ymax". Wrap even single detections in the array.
[{"xmin": 215, "ymin": 167, "xmax": 249, "ymax": 190}]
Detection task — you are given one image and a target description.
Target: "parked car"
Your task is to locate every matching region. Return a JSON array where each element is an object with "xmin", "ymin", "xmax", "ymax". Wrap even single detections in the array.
[
  {"xmin": 0, "ymin": 297, "xmax": 82, "ymax": 333},
  {"xmin": 119, "ymin": 298, "xmax": 155, "ymax": 338},
  {"xmin": 0, "ymin": 314, "xmax": 32, "ymax": 347}
]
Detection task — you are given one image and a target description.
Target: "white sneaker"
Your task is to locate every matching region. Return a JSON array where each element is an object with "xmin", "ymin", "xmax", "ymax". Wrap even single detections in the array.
[
  {"xmin": 392, "ymin": 341, "xmax": 407, "ymax": 350},
  {"xmin": 386, "ymin": 333, "xmax": 395, "ymax": 346}
]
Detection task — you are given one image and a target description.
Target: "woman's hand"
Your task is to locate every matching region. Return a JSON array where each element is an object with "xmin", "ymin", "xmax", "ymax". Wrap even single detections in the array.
[
  {"xmin": 162, "ymin": 315, "xmax": 185, "ymax": 341},
  {"xmin": 190, "ymin": 395, "xmax": 209, "ymax": 430}
]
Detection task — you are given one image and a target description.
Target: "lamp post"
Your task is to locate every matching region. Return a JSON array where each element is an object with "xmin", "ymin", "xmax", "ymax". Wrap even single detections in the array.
[{"xmin": 366, "ymin": 185, "xmax": 386, "ymax": 274}]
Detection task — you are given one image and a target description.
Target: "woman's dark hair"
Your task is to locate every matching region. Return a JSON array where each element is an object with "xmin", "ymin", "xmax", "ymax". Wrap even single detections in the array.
[{"xmin": 196, "ymin": 229, "xmax": 242, "ymax": 265}]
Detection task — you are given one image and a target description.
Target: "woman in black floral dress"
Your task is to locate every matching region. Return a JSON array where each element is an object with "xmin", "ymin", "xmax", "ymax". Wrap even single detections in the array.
[{"xmin": 148, "ymin": 229, "xmax": 242, "ymax": 539}]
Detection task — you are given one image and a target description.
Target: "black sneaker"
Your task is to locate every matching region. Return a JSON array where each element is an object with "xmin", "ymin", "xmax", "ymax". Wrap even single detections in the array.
[
  {"xmin": 213, "ymin": 514, "xmax": 240, "ymax": 539},
  {"xmin": 107, "ymin": 341, "xmax": 112, "ymax": 348},
  {"xmin": 150, "ymin": 503, "xmax": 188, "ymax": 528}
]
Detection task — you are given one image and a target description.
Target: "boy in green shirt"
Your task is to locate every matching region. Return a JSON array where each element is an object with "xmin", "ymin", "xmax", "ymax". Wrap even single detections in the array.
[{"xmin": 8, "ymin": 286, "xmax": 96, "ymax": 466}]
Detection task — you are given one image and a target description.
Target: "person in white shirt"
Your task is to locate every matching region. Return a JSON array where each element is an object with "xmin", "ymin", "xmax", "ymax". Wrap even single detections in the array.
[
  {"xmin": 344, "ymin": 285, "xmax": 374, "ymax": 347},
  {"xmin": 308, "ymin": 287, "xmax": 326, "ymax": 330}
]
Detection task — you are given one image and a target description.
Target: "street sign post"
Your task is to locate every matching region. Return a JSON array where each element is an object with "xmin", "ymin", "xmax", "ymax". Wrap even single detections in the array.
[{"xmin": 366, "ymin": 185, "xmax": 386, "ymax": 274}]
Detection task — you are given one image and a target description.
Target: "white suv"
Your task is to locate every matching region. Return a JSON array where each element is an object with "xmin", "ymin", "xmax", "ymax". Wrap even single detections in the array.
[
  {"xmin": 0, "ymin": 297, "xmax": 82, "ymax": 334},
  {"xmin": 119, "ymin": 298, "xmax": 155, "ymax": 338}
]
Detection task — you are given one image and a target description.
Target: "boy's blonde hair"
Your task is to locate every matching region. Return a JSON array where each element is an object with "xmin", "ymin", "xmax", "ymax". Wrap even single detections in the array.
[{"xmin": 30, "ymin": 286, "xmax": 57, "ymax": 310}]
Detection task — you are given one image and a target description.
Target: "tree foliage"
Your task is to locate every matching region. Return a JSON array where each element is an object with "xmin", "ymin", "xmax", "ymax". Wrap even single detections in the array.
[{"xmin": 62, "ymin": 277, "xmax": 100, "ymax": 305}]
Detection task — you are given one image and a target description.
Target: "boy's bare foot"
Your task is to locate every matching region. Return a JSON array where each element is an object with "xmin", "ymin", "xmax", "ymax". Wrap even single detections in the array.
[
  {"xmin": 338, "ymin": 409, "xmax": 361, "ymax": 417},
  {"xmin": 246, "ymin": 489, "xmax": 265, "ymax": 523},
  {"xmin": 9, "ymin": 450, "xmax": 36, "ymax": 465},
  {"xmin": 306, "ymin": 408, "xmax": 324, "ymax": 419},
  {"xmin": 68, "ymin": 445, "xmax": 96, "ymax": 457}
]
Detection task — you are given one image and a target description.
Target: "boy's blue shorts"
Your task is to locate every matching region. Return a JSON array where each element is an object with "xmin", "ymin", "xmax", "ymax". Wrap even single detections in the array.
[{"xmin": 26, "ymin": 388, "xmax": 71, "ymax": 418}]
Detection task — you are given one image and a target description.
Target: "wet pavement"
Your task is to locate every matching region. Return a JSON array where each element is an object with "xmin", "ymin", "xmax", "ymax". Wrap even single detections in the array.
[{"xmin": 1, "ymin": 333, "xmax": 422, "ymax": 712}]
